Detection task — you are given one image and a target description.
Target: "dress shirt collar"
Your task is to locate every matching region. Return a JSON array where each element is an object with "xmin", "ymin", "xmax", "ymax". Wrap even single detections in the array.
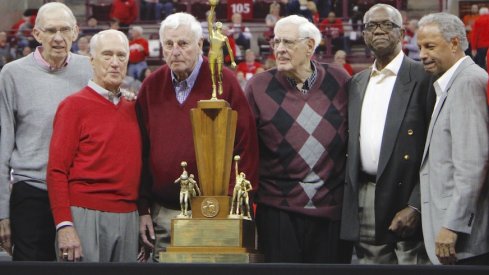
[
  {"xmin": 34, "ymin": 46, "xmax": 71, "ymax": 71},
  {"xmin": 286, "ymin": 61, "xmax": 317, "ymax": 94},
  {"xmin": 171, "ymin": 55, "xmax": 203, "ymax": 89},
  {"xmin": 88, "ymin": 80, "xmax": 121, "ymax": 104},
  {"xmin": 371, "ymin": 50, "xmax": 404, "ymax": 77},
  {"xmin": 433, "ymin": 56, "xmax": 468, "ymax": 97}
]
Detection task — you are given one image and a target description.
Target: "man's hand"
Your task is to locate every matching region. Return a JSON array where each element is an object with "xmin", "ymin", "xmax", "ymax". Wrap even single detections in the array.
[
  {"xmin": 139, "ymin": 214, "xmax": 155, "ymax": 249},
  {"xmin": 57, "ymin": 226, "xmax": 83, "ymax": 262},
  {"xmin": 0, "ymin": 219, "xmax": 12, "ymax": 255},
  {"xmin": 388, "ymin": 206, "xmax": 420, "ymax": 238},
  {"xmin": 435, "ymin": 227, "xmax": 458, "ymax": 265}
]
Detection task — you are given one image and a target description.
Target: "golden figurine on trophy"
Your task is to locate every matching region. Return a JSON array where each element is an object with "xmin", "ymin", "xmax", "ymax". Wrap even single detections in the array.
[
  {"xmin": 208, "ymin": 0, "xmax": 236, "ymax": 99},
  {"xmin": 229, "ymin": 156, "xmax": 252, "ymax": 219},
  {"xmin": 174, "ymin": 161, "xmax": 201, "ymax": 218}
]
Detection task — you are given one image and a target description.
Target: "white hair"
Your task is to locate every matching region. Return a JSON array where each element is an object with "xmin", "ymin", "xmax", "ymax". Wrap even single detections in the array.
[
  {"xmin": 480, "ymin": 7, "xmax": 489, "ymax": 15},
  {"xmin": 35, "ymin": 2, "xmax": 77, "ymax": 28},
  {"xmin": 364, "ymin": 4, "xmax": 403, "ymax": 26},
  {"xmin": 159, "ymin": 12, "xmax": 202, "ymax": 44},
  {"xmin": 89, "ymin": 29, "xmax": 129, "ymax": 57},
  {"xmin": 418, "ymin": 12, "xmax": 469, "ymax": 51},
  {"xmin": 274, "ymin": 15, "xmax": 322, "ymax": 50},
  {"xmin": 131, "ymin": 25, "xmax": 143, "ymax": 35}
]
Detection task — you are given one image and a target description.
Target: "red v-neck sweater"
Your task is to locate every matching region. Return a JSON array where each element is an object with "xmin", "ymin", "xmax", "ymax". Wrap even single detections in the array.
[
  {"xmin": 136, "ymin": 58, "xmax": 259, "ymax": 214},
  {"xmin": 47, "ymin": 87, "xmax": 142, "ymax": 225}
]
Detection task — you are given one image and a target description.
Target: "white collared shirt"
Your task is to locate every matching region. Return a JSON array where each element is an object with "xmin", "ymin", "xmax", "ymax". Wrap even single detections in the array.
[
  {"xmin": 360, "ymin": 51, "xmax": 405, "ymax": 175},
  {"xmin": 88, "ymin": 80, "xmax": 121, "ymax": 105},
  {"xmin": 432, "ymin": 56, "xmax": 469, "ymax": 116}
]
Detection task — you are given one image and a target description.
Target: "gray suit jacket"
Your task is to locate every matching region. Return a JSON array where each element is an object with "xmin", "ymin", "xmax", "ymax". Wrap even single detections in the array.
[
  {"xmin": 420, "ymin": 57, "xmax": 489, "ymax": 264},
  {"xmin": 341, "ymin": 56, "xmax": 434, "ymax": 244}
]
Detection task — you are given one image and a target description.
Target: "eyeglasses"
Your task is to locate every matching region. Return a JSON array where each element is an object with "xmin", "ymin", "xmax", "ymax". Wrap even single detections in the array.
[
  {"xmin": 38, "ymin": 26, "xmax": 74, "ymax": 37},
  {"xmin": 364, "ymin": 21, "xmax": 401, "ymax": 32},
  {"xmin": 162, "ymin": 39, "xmax": 193, "ymax": 51},
  {"xmin": 270, "ymin": 37, "xmax": 309, "ymax": 50}
]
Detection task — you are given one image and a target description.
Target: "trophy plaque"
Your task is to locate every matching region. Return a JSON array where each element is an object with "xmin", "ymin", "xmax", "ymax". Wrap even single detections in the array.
[{"xmin": 159, "ymin": 0, "xmax": 261, "ymax": 263}]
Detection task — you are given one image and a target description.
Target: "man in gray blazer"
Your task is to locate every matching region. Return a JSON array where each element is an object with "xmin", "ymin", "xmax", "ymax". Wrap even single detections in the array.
[
  {"xmin": 417, "ymin": 13, "xmax": 489, "ymax": 265},
  {"xmin": 340, "ymin": 4, "xmax": 434, "ymax": 264}
]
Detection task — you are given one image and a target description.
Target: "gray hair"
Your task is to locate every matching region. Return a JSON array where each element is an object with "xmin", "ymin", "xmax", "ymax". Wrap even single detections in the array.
[
  {"xmin": 89, "ymin": 29, "xmax": 129, "ymax": 57},
  {"xmin": 480, "ymin": 7, "xmax": 489, "ymax": 15},
  {"xmin": 35, "ymin": 2, "xmax": 77, "ymax": 28},
  {"xmin": 274, "ymin": 15, "xmax": 322, "ymax": 50},
  {"xmin": 159, "ymin": 12, "xmax": 202, "ymax": 44},
  {"xmin": 418, "ymin": 13, "xmax": 468, "ymax": 51},
  {"xmin": 364, "ymin": 4, "xmax": 403, "ymax": 26}
]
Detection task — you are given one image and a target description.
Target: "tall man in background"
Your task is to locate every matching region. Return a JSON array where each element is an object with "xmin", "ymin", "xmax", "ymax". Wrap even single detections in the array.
[{"xmin": 0, "ymin": 2, "xmax": 92, "ymax": 260}]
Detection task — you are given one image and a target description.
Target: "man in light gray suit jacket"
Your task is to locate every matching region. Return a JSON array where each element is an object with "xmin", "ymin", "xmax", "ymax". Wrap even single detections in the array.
[{"xmin": 417, "ymin": 13, "xmax": 489, "ymax": 265}]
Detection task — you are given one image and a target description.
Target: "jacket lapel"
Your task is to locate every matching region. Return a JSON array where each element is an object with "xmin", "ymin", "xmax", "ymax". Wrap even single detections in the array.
[
  {"xmin": 420, "ymin": 57, "xmax": 474, "ymax": 165},
  {"xmin": 377, "ymin": 57, "xmax": 414, "ymax": 181},
  {"xmin": 348, "ymin": 69, "xmax": 371, "ymax": 192}
]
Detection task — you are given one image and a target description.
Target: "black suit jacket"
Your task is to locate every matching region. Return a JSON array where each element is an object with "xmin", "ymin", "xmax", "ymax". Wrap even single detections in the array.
[{"xmin": 340, "ymin": 56, "xmax": 435, "ymax": 244}]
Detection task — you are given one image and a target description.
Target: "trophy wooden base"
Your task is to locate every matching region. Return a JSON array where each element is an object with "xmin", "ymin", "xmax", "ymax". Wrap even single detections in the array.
[
  {"xmin": 160, "ymin": 217, "xmax": 262, "ymax": 263},
  {"xmin": 159, "ymin": 251, "xmax": 263, "ymax": 263}
]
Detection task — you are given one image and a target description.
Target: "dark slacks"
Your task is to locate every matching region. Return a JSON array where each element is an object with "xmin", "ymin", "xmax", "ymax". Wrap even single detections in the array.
[
  {"xmin": 457, "ymin": 252, "xmax": 489, "ymax": 265},
  {"xmin": 256, "ymin": 204, "xmax": 352, "ymax": 263},
  {"xmin": 10, "ymin": 181, "xmax": 56, "ymax": 261}
]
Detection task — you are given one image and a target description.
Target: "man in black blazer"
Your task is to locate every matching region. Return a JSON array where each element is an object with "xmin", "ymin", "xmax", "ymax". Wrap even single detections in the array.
[{"xmin": 340, "ymin": 4, "xmax": 434, "ymax": 264}]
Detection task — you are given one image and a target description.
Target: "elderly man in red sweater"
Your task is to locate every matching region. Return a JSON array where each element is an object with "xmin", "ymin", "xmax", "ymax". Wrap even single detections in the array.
[
  {"xmin": 47, "ymin": 29, "xmax": 141, "ymax": 262},
  {"xmin": 136, "ymin": 12, "xmax": 259, "ymax": 262}
]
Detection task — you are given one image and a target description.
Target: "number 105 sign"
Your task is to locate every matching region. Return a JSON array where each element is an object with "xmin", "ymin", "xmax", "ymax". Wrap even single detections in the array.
[{"xmin": 227, "ymin": 0, "xmax": 254, "ymax": 21}]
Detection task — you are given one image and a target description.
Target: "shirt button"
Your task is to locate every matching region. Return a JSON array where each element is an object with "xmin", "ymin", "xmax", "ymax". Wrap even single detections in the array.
[
  {"xmin": 404, "ymin": 154, "xmax": 410, "ymax": 160},
  {"xmin": 407, "ymin": 129, "xmax": 414, "ymax": 136}
]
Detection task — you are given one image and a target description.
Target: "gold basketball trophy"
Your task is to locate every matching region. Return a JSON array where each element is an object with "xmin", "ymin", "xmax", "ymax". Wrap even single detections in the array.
[{"xmin": 159, "ymin": 0, "xmax": 260, "ymax": 263}]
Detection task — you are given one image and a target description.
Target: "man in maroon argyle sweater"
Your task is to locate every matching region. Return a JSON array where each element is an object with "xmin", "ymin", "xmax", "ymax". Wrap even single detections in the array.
[{"xmin": 245, "ymin": 15, "xmax": 351, "ymax": 263}]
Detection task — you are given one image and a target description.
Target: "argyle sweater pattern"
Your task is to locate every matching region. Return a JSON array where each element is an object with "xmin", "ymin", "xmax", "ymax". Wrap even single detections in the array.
[{"xmin": 245, "ymin": 61, "xmax": 349, "ymax": 220}]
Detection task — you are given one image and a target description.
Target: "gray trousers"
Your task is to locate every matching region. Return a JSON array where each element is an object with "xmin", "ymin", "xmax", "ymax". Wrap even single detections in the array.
[
  {"xmin": 356, "ymin": 181, "xmax": 429, "ymax": 264},
  {"xmin": 69, "ymin": 206, "xmax": 139, "ymax": 262}
]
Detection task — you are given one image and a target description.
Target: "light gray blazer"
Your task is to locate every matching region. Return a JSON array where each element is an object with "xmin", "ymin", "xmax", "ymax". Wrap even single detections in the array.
[{"xmin": 419, "ymin": 57, "xmax": 489, "ymax": 264}]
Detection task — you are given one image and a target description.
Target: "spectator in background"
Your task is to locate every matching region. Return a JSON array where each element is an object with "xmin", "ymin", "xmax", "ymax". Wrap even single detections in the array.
[
  {"xmin": 236, "ymin": 49, "xmax": 264, "ymax": 89},
  {"xmin": 229, "ymin": 12, "xmax": 252, "ymax": 55},
  {"xmin": 333, "ymin": 50, "xmax": 353, "ymax": 76},
  {"xmin": 128, "ymin": 25, "xmax": 149, "ymax": 80},
  {"xmin": 296, "ymin": 0, "xmax": 313, "ymax": 22},
  {"xmin": 76, "ymin": 36, "xmax": 90, "ymax": 56},
  {"xmin": 141, "ymin": 0, "xmax": 174, "ymax": 22},
  {"xmin": 0, "ymin": 31, "xmax": 15, "ymax": 69},
  {"xmin": 319, "ymin": 11, "xmax": 345, "ymax": 53},
  {"xmin": 463, "ymin": 4, "xmax": 479, "ymax": 54},
  {"xmin": 307, "ymin": 1, "xmax": 320, "ymax": 25},
  {"xmin": 471, "ymin": 7, "xmax": 489, "ymax": 70},
  {"xmin": 110, "ymin": 0, "xmax": 138, "ymax": 32},
  {"xmin": 83, "ymin": 16, "xmax": 100, "ymax": 36},
  {"xmin": 403, "ymin": 19, "xmax": 420, "ymax": 61},
  {"xmin": 21, "ymin": 46, "xmax": 32, "ymax": 57},
  {"xmin": 109, "ymin": 19, "xmax": 121, "ymax": 30},
  {"xmin": 16, "ymin": 15, "xmax": 36, "ymax": 49}
]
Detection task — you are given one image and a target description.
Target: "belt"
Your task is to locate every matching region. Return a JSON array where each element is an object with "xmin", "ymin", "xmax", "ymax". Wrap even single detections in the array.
[{"xmin": 359, "ymin": 171, "xmax": 376, "ymax": 183}]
